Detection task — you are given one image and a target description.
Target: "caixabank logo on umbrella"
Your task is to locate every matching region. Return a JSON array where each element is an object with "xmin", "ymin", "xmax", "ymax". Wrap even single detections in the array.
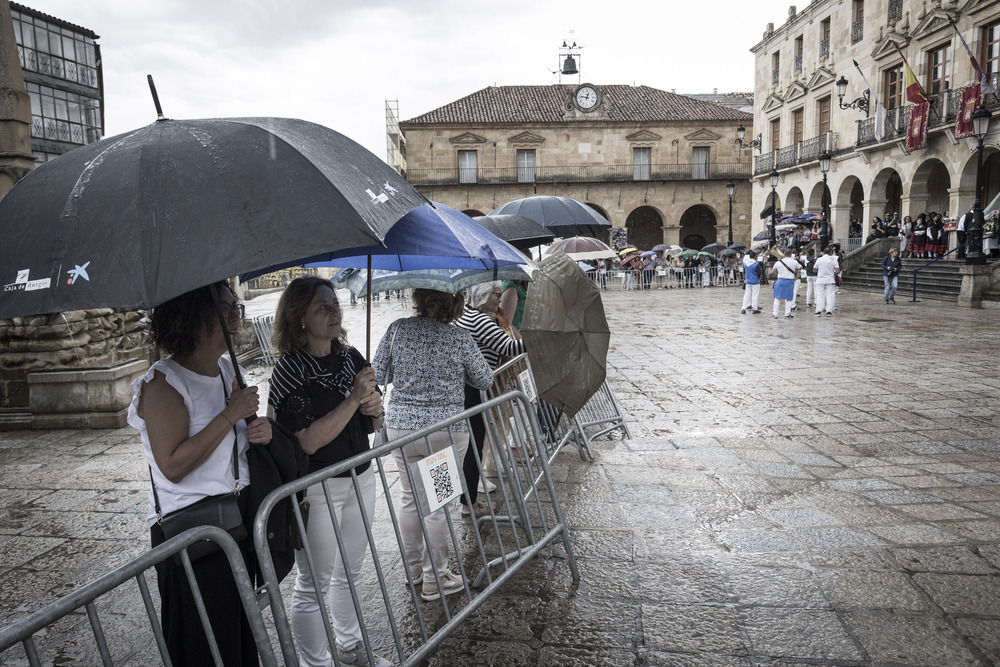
[{"xmin": 4, "ymin": 268, "xmax": 51, "ymax": 293}]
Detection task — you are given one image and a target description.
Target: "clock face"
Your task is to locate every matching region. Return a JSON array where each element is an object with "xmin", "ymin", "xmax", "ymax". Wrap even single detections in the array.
[{"xmin": 576, "ymin": 86, "xmax": 598, "ymax": 110}]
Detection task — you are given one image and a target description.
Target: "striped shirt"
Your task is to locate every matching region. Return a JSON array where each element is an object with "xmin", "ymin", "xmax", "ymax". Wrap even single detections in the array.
[{"xmin": 454, "ymin": 305, "xmax": 525, "ymax": 369}]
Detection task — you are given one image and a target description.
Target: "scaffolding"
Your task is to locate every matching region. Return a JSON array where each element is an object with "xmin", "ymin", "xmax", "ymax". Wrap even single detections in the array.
[{"xmin": 385, "ymin": 99, "xmax": 406, "ymax": 175}]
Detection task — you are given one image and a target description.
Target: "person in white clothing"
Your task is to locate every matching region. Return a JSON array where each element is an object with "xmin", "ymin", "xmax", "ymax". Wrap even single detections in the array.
[
  {"xmin": 813, "ymin": 246, "xmax": 841, "ymax": 316},
  {"xmin": 741, "ymin": 250, "xmax": 762, "ymax": 314},
  {"xmin": 803, "ymin": 249, "xmax": 818, "ymax": 307},
  {"xmin": 771, "ymin": 248, "xmax": 802, "ymax": 318}
]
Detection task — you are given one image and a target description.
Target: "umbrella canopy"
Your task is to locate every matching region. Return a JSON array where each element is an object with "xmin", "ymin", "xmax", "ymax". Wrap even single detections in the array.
[
  {"xmin": 752, "ymin": 230, "xmax": 772, "ymax": 242},
  {"xmin": 545, "ymin": 236, "xmax": 616, "ymax": 260},
  {"xmin": 473, "ymin": 214, "xmax": 554, "ymax": 251},
  {"xmin": 701, "ymin": 243, "xmax": 727, "ymax": 254},
  {"xmin": 617, "ymin": 246, "xmax": 638, "ymax": 256},
  {"xmin": 0, "ymin": 116, "xmax": 426, "ymax": 320},
  {"xmin": 489, "ymin": 196, "xmax": 611, "ymax": 237},
  {"xmin": 619, "ymin": 252, "xmax": 644, "ymax": 269},
  {"xmin": 521, "ymin": 252, "xmax": 609, "ymax": 419},
  {"xmin": 331, "ymin": 265, "xmax": 532, "ymax": 296},
  {"xmin": 665, "ymin": 245, "xmax": 685, "ymax": 256},
  {"xmin": 651, "ymin": 244, "xmax": 671, "ymax": 252},
  {"xmin": 728, "ymin": 243, "xmax": 747, "ymax": 251},
  {"xmin": 719, "ymin": 248, "xmax": 737, "ymax": 257},
  {"xmin": 697, "ymin": 251, "xmax": 713, "ymax": 257},
  {"xmin": 678, "ymin": 249, "xmax": 700, "ymax": 258},
  {"xmin": 775, "ymin": 223, "xmax": 798, "ymax": 232}
]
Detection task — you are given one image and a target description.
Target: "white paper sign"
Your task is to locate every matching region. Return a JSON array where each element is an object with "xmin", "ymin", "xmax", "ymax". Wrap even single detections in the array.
[
  {"xmin": 415, "ymin": 445, "xmax": 463, "ymax": 513},
  {"xmin": 518, "ymin": 369, "xmax": 538, "ymax": 403}
]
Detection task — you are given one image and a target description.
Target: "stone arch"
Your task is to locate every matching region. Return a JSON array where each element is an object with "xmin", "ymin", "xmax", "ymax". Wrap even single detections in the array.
[
  {"xmin": 836, "ymin": 176, "xmax": 863, "ymax": 219},
  {"xmin": 678, "ymin": 204, "xmax": 717, "ymax": 249},
  {"xmin": 784, "ymin": 186, "xmax": 805, "ymax": 215},
  {"xmin": 958, "ymin": 148, "xmax": 1000, "ymax": 215},
  {"xmin": 871, "ymin": 167, "xmax": 903, "ymax": 218},
  {"xmin": 624, "ymin": 205, "xmax": 664, "ymax": 249},
  {"xmin": 807, "ymin": 181, "xmax": 830, "ymax": 214},
  {"xmin": 585, "ymin": 202, "xmax": 612, "ymax": 244},
  {"xmin": 910, "ymin": 158, "xmax": 951, "ymax": 216}
]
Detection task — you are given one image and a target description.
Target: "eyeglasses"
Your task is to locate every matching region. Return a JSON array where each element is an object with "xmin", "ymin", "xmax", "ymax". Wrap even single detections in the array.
[{"xmin": 220, "ymin": 302, "xmax": 245, "ymax": 320}]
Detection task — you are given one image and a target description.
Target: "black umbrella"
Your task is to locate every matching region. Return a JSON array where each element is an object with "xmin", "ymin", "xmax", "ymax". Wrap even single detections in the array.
[
  {"xmin": 701, "ymin": 243, "xmax": 727, "ymax": 254},
  {"xmin": 0, "ymin": 116, "xmax": 426, "ymax": 321},
  {"xmin": 489, "ymin": 196, "xmax": 611, "ymax": 237},
  {"xmin": 473, "ymin": 214, "xmax": 554, "ymax": 250},
  {"xmin": 728, "ymin": 243, "xmax": 747, "ymax": 251}
]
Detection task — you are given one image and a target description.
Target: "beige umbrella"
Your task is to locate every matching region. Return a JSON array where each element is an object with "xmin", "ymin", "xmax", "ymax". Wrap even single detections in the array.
[{"xmin": 520, "ymin": 251, "xmax": 610, "ymax": 419}]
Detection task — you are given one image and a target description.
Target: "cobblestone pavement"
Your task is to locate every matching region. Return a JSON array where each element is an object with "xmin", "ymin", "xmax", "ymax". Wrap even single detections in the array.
[{"xmin": 1, "ymin": 285, "xmax": 999, "ymax": 666}]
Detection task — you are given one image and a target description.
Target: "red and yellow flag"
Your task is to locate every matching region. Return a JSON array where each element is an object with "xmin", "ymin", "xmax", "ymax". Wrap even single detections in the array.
[
  {"xmin": 907, "ymin": 102, "xmax": 929, "ymax": 151},
  {"xmin": 904, "ymin": 61, "xmax": 929, "ymax": 105}
]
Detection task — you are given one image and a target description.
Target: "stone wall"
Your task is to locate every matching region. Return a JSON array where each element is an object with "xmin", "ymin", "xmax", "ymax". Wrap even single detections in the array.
[{"xmin": 0, "ymin": 309, "xmax": 152, "ymax": 408}]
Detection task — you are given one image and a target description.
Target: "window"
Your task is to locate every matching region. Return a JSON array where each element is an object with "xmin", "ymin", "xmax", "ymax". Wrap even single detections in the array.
[
  {"xmin": 820, "ymin": 18, "xmax": 831, "ymax": 58},
  {"xmin": 770, "ymin": 117, "xmax": 781, "ymax": 150},
  {"xmin": 458, "ymin": 150, "xmax": 477, "ymax": 184},
  {"xmin": 818, "ymin": 97, "xmax": 831, "ymax": 135},
  {"xmin": 852, "ymin": 0, "xmax": 864, "ymax": 44},
  {"xmin": 516, "ymin": 149, "xmax": 535, "ymax": 183},
  {"xmin": 691, "ymin": 147, "xmax": 709, "ymax": 180},
  {"xmin": 884, "ymin": 64, "xmax": 904, "ymax": 110},
  {"xmin": 927, "ymin": 43, "xmax": 952, "ymax": 95},
  {"xmin": 794, "ymin": 36, "xmax": 803, "ymax": 72},
  {"xmin": 24, "ymin": 81, "xmax": 101, "ymax": 145},
  {"xmin": 792, "ymin": 108, "xmax": 804, "ymax": 144},
  {"xmin": 11, "ymin": 12, "xmax": 99, "ymax": 87},
  {"xmin": 888, "ymin": 0, "xmax": 902, "ymax": 23},
  {"xmin": 984, "ymin": 20, "xmax": 1000, "ymax": 77},
  {"xmin": 772, "ymin": 52, "xmax": 780, "ymax": 86},
  {"xmin": 632, "ymin": 147, "xmax": 650, "ymax": 181}
]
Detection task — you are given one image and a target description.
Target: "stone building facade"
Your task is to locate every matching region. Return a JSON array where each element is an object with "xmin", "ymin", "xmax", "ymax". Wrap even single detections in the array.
[
  {"xmin": 399, "ymin": 85, "xmax": 754, "ymax": 250},
  {"xmin": 750, "ymin": 0, "xmax": 1000, "ymax": 245}
]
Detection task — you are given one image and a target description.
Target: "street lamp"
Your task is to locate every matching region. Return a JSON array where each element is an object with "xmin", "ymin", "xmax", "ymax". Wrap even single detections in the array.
[
  {"xmin": 726, "ymin": 180, "xmax": 735, "ymax": 246},
  {"xmin": 819, "ymin": 151, "xmax": 831, "ymax": 250},
  {"xmin": 736, "ymin": 124, "xmax": 762, "ymax": 153},
  {"xmin": 966, "ymin": 105, "xmax": 992, "ymax": 265},
  {"xmin": 769, "ymin": 169, "xmax": 779, "ymax": 249},
  {"xmin": 835, "ymin": 75, "xmax": 871, "ymax": 117}
]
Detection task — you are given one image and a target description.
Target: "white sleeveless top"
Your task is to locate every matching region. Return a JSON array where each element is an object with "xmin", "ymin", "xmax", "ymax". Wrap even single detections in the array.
[{"xmin": 128, "ymin": 356, "xmax": 250, "ymax": 526}]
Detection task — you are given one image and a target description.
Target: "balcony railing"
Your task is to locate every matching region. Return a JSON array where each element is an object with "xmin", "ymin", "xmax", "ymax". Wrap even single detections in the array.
[
  {"xmin": 853, "ymin": 86, "xmax": 993, "ymax": 147},
  {"xmin": 794, "ymin": 55, "xmax": 803, "ymax": 73},
  {"xmin": 753, "ymin": 132, "xmax": 838, "ymax": 175},
  {"xmin": 889, "ymin": 0, "xmax": 903, "ymax": 22},
  {"xmin": 406, "ymin": 162, "xmax": 752, "ymax": 186},
  {"xmin": 17, "ymin": 45, "xmax": 99, "ymax": 88},
  {"xmin": 776, "ymin": 145, "xmax": 798, "ymax": 169},
  {"xmin": 772, "ymin": 68, "xmax": 779, "ymax": 86},
  {"xmin": 852, "ymin": 18, "xmax": 864, "ymax": 44},
  {"xmin": 820, "ymin": 38, "xmax": 830, "ymax": 58},
  {"xmin": 31, "ymin": 115, "xmax": 101, "ymax": 146}
]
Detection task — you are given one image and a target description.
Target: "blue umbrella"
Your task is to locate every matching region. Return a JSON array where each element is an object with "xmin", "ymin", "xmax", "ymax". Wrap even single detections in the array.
[
  {"xmin": 290, "ymin": 202, "xmax": 531, "ymax": 355},
  {"xmin": 331, "ymin": 265, "xmax": 532, "ymax": 296}
]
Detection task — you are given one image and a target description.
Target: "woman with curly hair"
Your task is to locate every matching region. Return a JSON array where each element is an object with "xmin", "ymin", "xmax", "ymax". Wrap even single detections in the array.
[
  {"xmin": 128, "ymin": 281, "xmax": 271, "ymax": 667},
  {"xmin": 373, "ymin": 289, "xmax": 493, "ymax": 602},
  {"xmin": 267, "ymin": 276, "xmax": 389, "ymax": 667}
]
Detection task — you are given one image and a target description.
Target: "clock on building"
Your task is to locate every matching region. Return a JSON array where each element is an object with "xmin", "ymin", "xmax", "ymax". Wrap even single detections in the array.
[{"xmin": 575, "ymin": 85, "xmax": 599, "ymax": 111}]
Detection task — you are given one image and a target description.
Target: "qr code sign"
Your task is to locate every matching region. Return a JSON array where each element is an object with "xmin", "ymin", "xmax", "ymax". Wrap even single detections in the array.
[{"xmin": 429, "ymin": 461, "xmax": 453, "ymax": 502}]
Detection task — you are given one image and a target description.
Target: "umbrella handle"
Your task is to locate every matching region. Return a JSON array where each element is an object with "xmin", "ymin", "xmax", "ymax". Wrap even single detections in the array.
[{"xmin": 210, "ymin": 283, "xmax": 258, "ymax": 422}]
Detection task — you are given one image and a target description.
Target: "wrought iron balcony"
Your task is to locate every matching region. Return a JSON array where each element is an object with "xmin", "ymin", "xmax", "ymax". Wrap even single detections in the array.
[
  {"xmin": 776, "ymin": 145, "xmax": 798, "ymax": 169},
  {"xmin": 852, "ymin": 18, "xmax": 864, "ymax": 44},
  {"xmin": 772, "ymin": 68, "xmax": 779, "ymax": 86},
  {"xmin": 755, "ymin": 152, "xmax": 774, "ymax": 174},
  {"xmin": 798, "ymin": 132, "xmax": 836, "ymax": 162},
  {"xmin": 406, "ymin": 162, "xmax": 752, "ymax": 186},
  {"xmin": 794, "ymin": 55, "xmax": 803, "ymax": 73},
  {"xmin": 889, "ymin": 0, "xmax": 903, "ymax": 22},
  {"xmin": 753, "ymin": 133, "xmax": 838, "ymax": 175},
  {"xmin": 820, "ymin": 39, "xmax": 830, "ymax": 58}
]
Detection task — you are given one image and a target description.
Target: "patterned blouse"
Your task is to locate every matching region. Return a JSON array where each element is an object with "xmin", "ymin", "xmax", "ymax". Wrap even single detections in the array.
[{"xmin": 373, "ymin": 317, "xmax": 493, "ymax": 431}]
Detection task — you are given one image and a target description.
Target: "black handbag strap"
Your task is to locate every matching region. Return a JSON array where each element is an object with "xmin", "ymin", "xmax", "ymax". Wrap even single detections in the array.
[{"xmin": 150, "ymin": 367, "xmax": 240, "ymax": 522}]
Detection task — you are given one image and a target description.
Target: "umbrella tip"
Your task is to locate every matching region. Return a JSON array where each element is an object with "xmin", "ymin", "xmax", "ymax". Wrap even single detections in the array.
[{"xmin": 147, "ymin": 75, "xmax": 165, "ymax": 121}]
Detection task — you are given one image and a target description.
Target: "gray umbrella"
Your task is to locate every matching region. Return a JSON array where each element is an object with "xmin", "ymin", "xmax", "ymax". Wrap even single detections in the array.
[
  {"xmin": 473, "ymin": 214, "xmax": 554, "ymax": 250},
  {"xmin": 520, "ymin": 251, "xmax": 610, "ymax": 419},
  {"xmin": 489, "ymin": 196, "xmax": 612, "ymax": 237}
]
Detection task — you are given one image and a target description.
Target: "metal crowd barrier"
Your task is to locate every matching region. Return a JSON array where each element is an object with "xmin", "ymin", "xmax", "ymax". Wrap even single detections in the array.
[
  {"xmin": 0, "ymin": 525, "xmax": 278, "ymax": 667},
  {"xmin": 253, "ymin": 391, "xmax": 579, "ymax": 667},
  {"xmin": 612, "ymin": 266, "xmax": 744, "ymax": 289},
  {"xmin": 573, "ymin": 379, "xmax": 632, "ymax": 449},
  {"xmin": 253, "ymin": 314, "xmax": 277, "ymax": 365}
]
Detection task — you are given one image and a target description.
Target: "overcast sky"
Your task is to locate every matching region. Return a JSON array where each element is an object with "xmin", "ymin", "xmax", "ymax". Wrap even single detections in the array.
[{"xmin": 24, "ymin": 0, "xmax": 797, "ymax": 159}]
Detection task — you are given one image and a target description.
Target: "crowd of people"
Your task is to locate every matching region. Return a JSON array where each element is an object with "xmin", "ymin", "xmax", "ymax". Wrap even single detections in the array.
[
  {"xmin": 584, "ymin": 253, "xmax": 747, "ymax": 290},
  {"xmin": 130, "ymin": 276, "xmax": 530, "ymax": 666},
  {"xmin": 863, "ymin": 211, "xmax": 952, "ymax": 259}
]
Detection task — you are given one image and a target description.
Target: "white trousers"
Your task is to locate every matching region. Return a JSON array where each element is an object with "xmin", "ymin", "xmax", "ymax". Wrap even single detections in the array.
[
  {"xmin": 388, "ymin": 428, "xmax": 469, "ymax": 585},
  {"xmin": 291, "ymin": 468, "xmax": 377, "ymax": 666},
  {"xmin": 773, "ymin": 297, "xmax": 793, "ymax": 317},
  {"xmin": 741, "ymin": 284, "xmax": 760, "ymax": 310},
  {"xmin": 815, "ymin": 283, "xmax": 837, "ymax": 314},
  {"xmin": 805, "ymin": 277, "xmax": 817, "ymax": 304}
]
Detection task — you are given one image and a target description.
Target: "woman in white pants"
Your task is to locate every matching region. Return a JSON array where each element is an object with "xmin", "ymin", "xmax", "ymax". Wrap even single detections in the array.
[{"xmin": 269, "ymin": 277, "xmax": 390, "ymax": 667}]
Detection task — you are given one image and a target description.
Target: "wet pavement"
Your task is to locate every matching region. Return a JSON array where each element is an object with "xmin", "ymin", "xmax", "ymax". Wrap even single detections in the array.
[{"xmin": 2, "ymin": 284, "xmax": 1000, "ymax": 666}]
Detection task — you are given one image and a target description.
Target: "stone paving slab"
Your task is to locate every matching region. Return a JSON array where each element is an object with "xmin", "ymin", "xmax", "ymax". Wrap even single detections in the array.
[{"xmin": 1, "ymin": 286, "xmax": 999, "ymax": 665}]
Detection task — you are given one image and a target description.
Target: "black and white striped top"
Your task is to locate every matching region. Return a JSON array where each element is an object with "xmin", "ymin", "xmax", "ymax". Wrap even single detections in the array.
[{"xmin": 455, "ymin": 305, "xmax": 525, "ymax": 369}]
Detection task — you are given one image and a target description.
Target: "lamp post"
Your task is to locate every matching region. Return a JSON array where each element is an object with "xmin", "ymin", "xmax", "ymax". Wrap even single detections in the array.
[
  {"xmin": 835, "ymin": 75, "xmax": 870, "ymax": 116},
  {"xmin": 736, "ymin": 124, "xmax": 762, "ymax": 152},
  {"xmin": 769, "ymin": 169, "xmax": 779, "ymax": 249},
  {"xmin": 819, "ymin": 151, "xmax": 831, "ymax": 250},
  {"xmin": 726, "ymin": 181, "xmax": 735, "ymax": 246},
  {"xmin": 966, "ymin": 106, "xmax": 992, "ymax": 265}
]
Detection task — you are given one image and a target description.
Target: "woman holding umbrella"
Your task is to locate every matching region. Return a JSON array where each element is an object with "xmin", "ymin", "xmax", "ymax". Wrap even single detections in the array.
[
  {"xmin": 266, "ymin": 277, "xmax": 390, "ymax": 667},
  {"xmin": 128, "ymin": 281, "xmax": 271, "ymax": 667}
]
